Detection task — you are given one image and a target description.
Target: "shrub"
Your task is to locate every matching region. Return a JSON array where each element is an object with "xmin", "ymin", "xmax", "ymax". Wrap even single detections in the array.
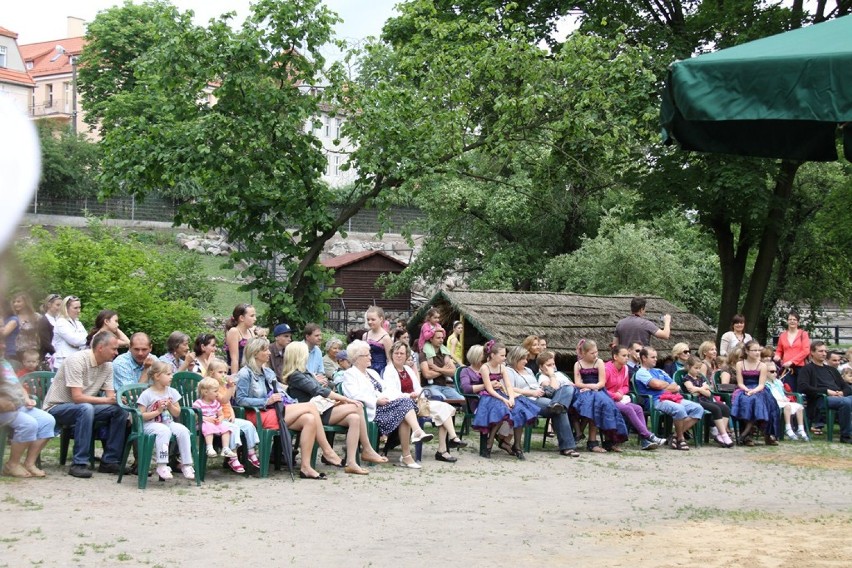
[{"xmin": 14, "ymin": 221, "xmax": 209, "ymax": 353}]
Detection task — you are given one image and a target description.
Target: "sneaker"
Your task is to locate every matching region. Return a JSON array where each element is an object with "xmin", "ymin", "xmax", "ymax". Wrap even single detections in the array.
[
  {"xmin": 156, "ymin": 465, "xmax": 173, "ymax": 480},
  {"xmin": 710, "ymin": 426, "xmax": 719, "ymax": 437},
  {"xmin": 640, "ymin": 438, "xmax": 658, "ymax": 451},
  {"xmin": 797, "ymin": 430, "xmax": 810, "ymax": 442},
  {"xmin": 221, "ymin": 447, "xmax": 237, "ymax": 458},
  {"xmin": 206, "ymin": 447, "xmax": 217, "ymax": 458},
  {"xmin": 651, "ymin": 435, "xmax": 667, "ymax": 446},
  {"xmin": 68, "ymin": 464, "xmax": 92, "ymax": 478},
  {"xmin": 181, "ymin": 465, "xmax": 196, "ymax": 479},
  {"xmin": 785, "ymin": 428, "xmax": 796, "ymax": 440}
]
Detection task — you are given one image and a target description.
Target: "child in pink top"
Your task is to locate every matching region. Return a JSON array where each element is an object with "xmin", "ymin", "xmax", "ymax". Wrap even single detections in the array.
[
  {"xmin": 417, "ymin": 308, "xmax": 440, "ymax": 352},
  {"xmin": 193, "ymin": 377, "xmax": 242, "ymax": 471},
  {"xmin": 604, "ymin": 345, "xmax": 664, "ymax": 450}
]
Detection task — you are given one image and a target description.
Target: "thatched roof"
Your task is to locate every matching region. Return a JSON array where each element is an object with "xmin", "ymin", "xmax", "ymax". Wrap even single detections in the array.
[{"xmin": 410, "ymin": 290, "xmax": 716, "ymax": 358}]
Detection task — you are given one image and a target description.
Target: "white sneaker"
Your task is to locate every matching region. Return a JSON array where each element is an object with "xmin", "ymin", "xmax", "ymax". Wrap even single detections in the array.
[
  {"xmin": 221, "ymin": 447, "xmax": 237, "ymax": 458},
  {"xmin": 785, "ymin": 428, "xmax": 796, "ymax": 440},
  {"xmin": 651, "ymin": 435, "xmax": 667, "ymax": 446},
  {"xmin": 797, "ymin": 430, "xmax": 810, "ymax": 442},
  {"xmin": 181, "ymin": 465, "xmax": 196, "ymax": 479},
  {"xmin": 156, "ymin": 465, "xmax": 173, "ymax": 480},
  {"xmin": 710, "ymin": 426, "xmax": 719, "ymax": 437},
  {"xmin": 206, "ymin": 447, "xmax": 217, "ymax": 457}
]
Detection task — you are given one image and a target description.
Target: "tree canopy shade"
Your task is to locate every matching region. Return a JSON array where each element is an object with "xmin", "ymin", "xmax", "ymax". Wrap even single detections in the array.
[
  {"xmin": 78, "ymin": 0, "xmax": 359, "ymax": 327},
  {"xmin": 661, "ymin": 14, "xmax": 852, "ymax": 161}
]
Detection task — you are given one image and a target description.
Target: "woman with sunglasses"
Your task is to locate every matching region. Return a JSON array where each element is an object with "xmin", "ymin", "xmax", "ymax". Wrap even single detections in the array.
[
  {"xmin": 51, "ymin": 296, "xmax": 87, "ymax": 371},
  {"xmin": 663, "ymin": 343, "xmax": 691, "ymax": 377}
]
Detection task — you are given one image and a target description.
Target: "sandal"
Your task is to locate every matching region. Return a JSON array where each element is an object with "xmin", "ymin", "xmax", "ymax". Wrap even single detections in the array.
[
  {"xmin": 498, "ymin": 440, "xmax": 515, "ymax": 456},
  {"xmin": 810, "ymin": 426, "xmax": 824, "ymax": 436},
  {"xmin": 511, "ymin": 446, "xmax": 526, "ymax": 461},
  {"xmin": 560, "ymin": 449, "xmax": 580, "ymax": 457},
  {"xmin": 227, "ymin": 457, "xmax": 245, "ymax": 474},
  {"xmin": 676, "ymin": 440, "xmax": 690, "ymax": 451},
  {"xmin": 247, "ymin": 452, "xmax": 261, "ymax": 468},
  {"xmin": 587, "ymin": 442, "xmax": 607, "ymax": 453}
]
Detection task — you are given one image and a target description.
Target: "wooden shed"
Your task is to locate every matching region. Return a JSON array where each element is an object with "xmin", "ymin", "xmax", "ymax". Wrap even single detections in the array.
[
  {"xmin": 409, "ymin": 290, "xmax": 716, "ymax": 365},
  {"xmin": 322, "ymin": 251, "xmax": 411, "ymax": 311}
]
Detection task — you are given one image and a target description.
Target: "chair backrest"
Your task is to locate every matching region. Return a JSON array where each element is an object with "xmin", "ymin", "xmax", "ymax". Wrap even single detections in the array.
[
  {"xmin": 20, "ymin": 371, "xmax": 55, "ymax": 409},
  {"xmin": 672, "ymin": 369, "xmax": 686, "ymax": 388},
  {"xmin": 172, "ymin": 371, "xmax": 203, "ymax": 408},
  {"xmin": 116, "ymin": 383, "xmax": 149, "ymax": 432}
]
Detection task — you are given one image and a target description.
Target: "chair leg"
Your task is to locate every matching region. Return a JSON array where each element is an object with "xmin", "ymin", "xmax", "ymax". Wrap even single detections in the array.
[
  {"xmin": 59, "ymin": 428, "xmax": 71, "ymax": 465},
  {"xmin": 257, "ymin": 430, "xmax": 273, "ymax": 478},
  {"xmin": 137, "ymin": 436, "xmax": 154, "ymax": 490}
]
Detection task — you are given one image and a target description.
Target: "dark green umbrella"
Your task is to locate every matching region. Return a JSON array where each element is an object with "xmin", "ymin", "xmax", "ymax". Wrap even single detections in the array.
[{"xmin": 662, "ymin": 15, "xmax": 852, "ymax": 162}]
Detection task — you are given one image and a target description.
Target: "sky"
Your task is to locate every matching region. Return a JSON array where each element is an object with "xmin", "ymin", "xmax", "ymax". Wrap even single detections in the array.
[{"xmin": 1, "ymin": 0, "xmax": 398, "ymax": 47}]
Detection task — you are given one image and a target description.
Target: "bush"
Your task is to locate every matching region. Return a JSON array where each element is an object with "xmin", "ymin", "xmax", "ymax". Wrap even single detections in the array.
[
  {"xmin": 14, "ymin": 221, "xmax": 210, "ymax": 353},
  {"xmin": 544, "ymin": 210, "xmax": 721, "ymax": 324}
]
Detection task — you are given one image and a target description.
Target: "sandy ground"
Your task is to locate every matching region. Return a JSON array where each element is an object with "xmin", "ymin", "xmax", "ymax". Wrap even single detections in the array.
[{"xmin": 1, "ymin": 434, "xmax": 850, "ymax": 568}]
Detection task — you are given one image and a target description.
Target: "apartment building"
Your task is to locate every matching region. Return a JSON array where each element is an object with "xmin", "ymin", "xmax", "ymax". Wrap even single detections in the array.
[
  {"xmin": 20, "ymin": 17, "xmax": 90, "ymax": 137},
  {"xmin": 0, "ymin": 26, "xmax": 36, "ymax": 115}
]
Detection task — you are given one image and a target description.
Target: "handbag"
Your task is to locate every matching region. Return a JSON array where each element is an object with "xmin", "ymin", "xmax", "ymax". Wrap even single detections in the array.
[
  {"xmin": 415, "ymin": 391, "xmax": 431, "ymax": 417},
  {"xmin": 310, "ymin": 395, "xmax": 336, "ymax": 414}
]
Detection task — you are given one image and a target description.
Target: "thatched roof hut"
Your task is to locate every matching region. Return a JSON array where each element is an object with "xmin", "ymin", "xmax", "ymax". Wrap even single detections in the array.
[{"xmin": 409, "ymin": 290, "xmax": 716, "ymax": 362}]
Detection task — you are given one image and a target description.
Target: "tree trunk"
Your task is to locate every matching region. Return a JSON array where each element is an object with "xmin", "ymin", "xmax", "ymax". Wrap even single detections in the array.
[
  {"xmin": 711, "ymin": 216, "xmax": 751, "ymax": 344},
  {"xmin": 741, "ymin": 160, "xmax": 801, "ymax": 338}
]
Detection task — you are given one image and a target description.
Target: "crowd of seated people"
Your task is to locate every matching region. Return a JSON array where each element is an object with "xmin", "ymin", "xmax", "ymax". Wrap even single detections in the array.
[{"xmin": 2, "ymin": 294, "xmax": 851, "ymax": 483}]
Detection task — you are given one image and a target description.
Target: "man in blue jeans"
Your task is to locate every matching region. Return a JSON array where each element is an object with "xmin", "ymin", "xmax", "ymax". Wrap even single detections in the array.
[
  {"xmin": 799, "ymin": 341, "xmax": 852, "ymax": 443},
  {"xmin": 43, "ymin": 331, "xmax": 128, "ymax": 478},
  {"xmin": 418, "ymin": 327, "xmax": 464, "ymax": 401},
  {"xmin": 634, "ymin": 347, "xmax": 704, "ymax": 451}
]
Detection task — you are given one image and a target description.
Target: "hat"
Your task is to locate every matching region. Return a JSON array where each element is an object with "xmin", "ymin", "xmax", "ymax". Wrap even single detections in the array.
[
  {"xmin": 273, "ymin": 323, "xmax": 292, "ymax": 337},
  {"xmin": 335, "ymin": 351, "xmax": 349, "ymax": 361}
]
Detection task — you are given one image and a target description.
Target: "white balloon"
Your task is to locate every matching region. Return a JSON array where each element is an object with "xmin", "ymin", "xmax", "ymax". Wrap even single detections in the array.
[{"xmin": 0, "ymin": 97, "xmax": 41, "ymax": 251}]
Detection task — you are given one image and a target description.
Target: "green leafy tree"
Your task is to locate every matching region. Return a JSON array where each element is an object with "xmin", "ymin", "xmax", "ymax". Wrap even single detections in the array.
[
  {"xmin": 349, "ymin": 0, "xmax": 658, "ymax": 295},
  {"xmin": 36, "ymin": 122, "xmax": 101, "ymax": 198},
  {"xmin": 545, "ymin": 209, "xmax": 721, "ymax": 323},
  {"xmin": 78, "ymin": 0, "xmax": 362, "ymax": 328},
  {"xmin": 573, "ymin": 0, "xmax": 851, "ymax": 341},
  {"xmin": 15, "ymin": 221, "xmax": 210, "ymax": 353}
]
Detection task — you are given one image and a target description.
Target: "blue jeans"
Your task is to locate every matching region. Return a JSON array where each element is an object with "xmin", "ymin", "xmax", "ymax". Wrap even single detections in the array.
[
  {"xmin": 656, "ymin": 399, "xmax": 704, "ymax": 421},
  {"xmin": 531, "ymin": 388, "xmax": 576, "ymax": 450},
  {"xmin": 424, "ymin": 385, "xmax": 464, "ymax": 401},
  {"xmin": 826, "ymin": 396, "xmax": 852, "ymax": 437},
  {"xmin": 48, "ymin": 403, "xmax": 128, "ymax": 466}
]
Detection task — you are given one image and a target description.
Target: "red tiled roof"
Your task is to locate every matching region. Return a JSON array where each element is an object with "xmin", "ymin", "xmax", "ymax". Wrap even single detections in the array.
[
  {"xmin": 0, "ymin": 67, "xmax": 35, "ymax": 87},
  {"xmin": 321, "ymin": 250, "xmax": 407, "ymax": 269},
  {"xmin": 20, "ymin": 36, "xmax": 85, "ymax": 78},
  {"xmin": 0, "ymin": 26, "xmax": 19, "ymax": 39}
]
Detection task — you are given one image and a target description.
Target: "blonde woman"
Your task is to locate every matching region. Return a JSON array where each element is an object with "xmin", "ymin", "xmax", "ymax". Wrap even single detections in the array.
[
  {"xmin": 697, "ymin": 341, "xmax": 718, "ymax": 380},
  {"xmin": 51, "ymin": 296, "xmax": 87, "ymax": 370},
  {"xmin": 282, "ymin": 341, "xmax": 387, "ymax": 475},
  {"xmin": 234, "ymin": 337, "xmax": 343, "ymax": 480},
  {"xmin": 664, "ymin": 343, "xmax": 691, "ymax": 377}
]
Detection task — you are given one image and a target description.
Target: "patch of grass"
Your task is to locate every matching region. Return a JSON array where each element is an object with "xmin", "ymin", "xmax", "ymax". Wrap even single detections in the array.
[
  {"xmin": 115, "ymin": 553, "xmax": 133, "ymax": 562},
  {"xmin": 676, "ymin": 505, "xmax": 765, "ymax": 522},
  {"xmin": 1, "ymin": 495, "xmax": 43, "ymax": 511}
]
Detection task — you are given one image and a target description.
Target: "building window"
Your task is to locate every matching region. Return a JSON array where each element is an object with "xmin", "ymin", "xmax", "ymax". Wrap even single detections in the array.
[
  {"xmin": 323, "ymin": 116, "xmax": 330, "ymax": 138},
  {"xmin": 332, "ymin": 154, "xmax": 340, "ymax": 176},
  {"xmin": 333, "ymin": 118, "xmax": 341, "ymax": 140},
  {"xmin": 0, "ymin": 46, "xmax": 7, "ymax": 68},
  {"xmin": 64, "ymin": 82, "xmax": 71, "ymax": 113},
  {"xmin": 45, "ymin": 84, "xmax": 53, "ymax": 108}
]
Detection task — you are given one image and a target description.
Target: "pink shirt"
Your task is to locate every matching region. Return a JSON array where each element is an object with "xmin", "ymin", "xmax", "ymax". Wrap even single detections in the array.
[{"xmin": 604, "ymin": 360, "xmax": 629, "ymax": 402}]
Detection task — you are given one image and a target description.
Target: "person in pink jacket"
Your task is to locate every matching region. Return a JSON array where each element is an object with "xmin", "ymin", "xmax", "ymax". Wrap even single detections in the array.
[{"xmin": 604, "ymin": 345, "xmax": 665, "ymax": 450}]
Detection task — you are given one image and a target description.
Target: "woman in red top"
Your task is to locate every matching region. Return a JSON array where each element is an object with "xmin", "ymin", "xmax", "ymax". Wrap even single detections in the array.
[{"xmin": 773, "ymin": 311, "xmax": 811, "ymax": 391}]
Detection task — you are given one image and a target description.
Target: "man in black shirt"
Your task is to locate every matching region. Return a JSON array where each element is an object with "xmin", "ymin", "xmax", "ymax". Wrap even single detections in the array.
[{"xmin": 798, "ymin": 341, "xmax": 852, "ymax": 443}]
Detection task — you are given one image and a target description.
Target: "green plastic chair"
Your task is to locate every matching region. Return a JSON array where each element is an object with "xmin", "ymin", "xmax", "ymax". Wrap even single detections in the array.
[
  {"xmin": 172, "ymin": 371, "xmax": 217, "ymax": 479},
  {"xmin": 452, "ymin": 367, "xmax": 478, "ymax": 438},
  {"xmin": 0, "ymin": 425, "xmax": 9, "ymax": 473},
  {"xmin": 817, "ymin": 394, "xmax": 838, "ymax": 442},
  {"xmin": 20, "ymin": 371, "xmax": 55, "ymax": 409},
  {"xmin": 116, "ymin": 383, "xmax": 201, "ymax": 489},
  {"xmin": 333, "ymin": 382, "xmax": 379, "ymax": 459}
]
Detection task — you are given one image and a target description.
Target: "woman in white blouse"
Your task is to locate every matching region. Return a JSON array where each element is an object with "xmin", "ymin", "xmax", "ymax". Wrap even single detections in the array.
[
  {"xmin": 383, "ymin": 340, "xmax": 466, "ymax": 463},
  {"xmin": 51, "ymin": 296, "xmax": 87, "ymax": 370},
  {"xmin": 342, "ymin": 339, "xmax": 432, "ymax": 469},
  {"xmin": 719, "ymin": 314, "xmax": 752, "ymax": 357}
]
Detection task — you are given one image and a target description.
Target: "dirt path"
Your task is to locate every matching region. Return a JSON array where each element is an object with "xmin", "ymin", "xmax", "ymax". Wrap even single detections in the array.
[{"xmin": 1, "ymin": 438, "xmax": 850, "ymax": 567}]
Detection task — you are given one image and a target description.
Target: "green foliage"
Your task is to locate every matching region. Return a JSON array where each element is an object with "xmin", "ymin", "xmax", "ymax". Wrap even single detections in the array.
[
  {"xmin": 15, "ymin": 221, "xmax": 209, "ymax": 352},
  {"xmin": 545, "ymin": 210, "xmax": 721, "ymax": 323},
  {"xmin": 36, "ymin": 122, "xmax": 101, "ymax": 198},
  {"xmin": 79, "ymin": 0, "xmax": 351, "ymax": 328},
  {"xmin": 351, "ymin": 1, "xmax": 658, "ymax": 295}
]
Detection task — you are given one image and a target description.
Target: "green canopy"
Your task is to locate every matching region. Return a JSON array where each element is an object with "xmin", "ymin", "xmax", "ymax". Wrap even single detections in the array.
[{"xmin": 661, "ymin": 15, "xmax": 852, "ymax": 161}]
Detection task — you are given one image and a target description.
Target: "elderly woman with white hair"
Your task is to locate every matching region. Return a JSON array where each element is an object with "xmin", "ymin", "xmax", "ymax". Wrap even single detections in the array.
[
  {"xmin": 383, "ymin": 340, "xmax": 467, "ymax": 463},
  {"xmin": 342, "ymin": 339, "xmax": 433, "ymax": 469},
  {"xmin": 323, "ymin": 337, "xmax": 344, "ymax": 378}
]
